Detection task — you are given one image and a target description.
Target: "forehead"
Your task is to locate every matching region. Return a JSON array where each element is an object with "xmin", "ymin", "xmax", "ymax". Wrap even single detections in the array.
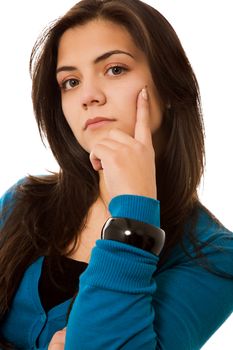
[{"xmin": 57, "ymin": 19, "xmax": 142, "ymax": 63}]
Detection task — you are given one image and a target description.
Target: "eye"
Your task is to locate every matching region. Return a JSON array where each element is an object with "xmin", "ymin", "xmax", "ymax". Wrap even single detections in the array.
[
  {"xmin": 107, "ymin": 65, "xmax": 128, "ymax": 76},
  {"xmin": 60, "ymin": 78, "xmax": 80, "ymax": 91}
]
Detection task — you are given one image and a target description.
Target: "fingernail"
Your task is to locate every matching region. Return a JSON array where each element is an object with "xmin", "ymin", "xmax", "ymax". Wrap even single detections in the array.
[{"xmin": 142, "ymin": 87, "xmax": 148, "ymax": 100}]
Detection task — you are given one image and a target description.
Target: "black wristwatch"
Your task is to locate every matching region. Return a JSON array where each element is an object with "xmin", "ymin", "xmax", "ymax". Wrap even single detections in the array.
[{"xmin": 101, "ymin": 217, "xmax": 165, "ymax": 256}]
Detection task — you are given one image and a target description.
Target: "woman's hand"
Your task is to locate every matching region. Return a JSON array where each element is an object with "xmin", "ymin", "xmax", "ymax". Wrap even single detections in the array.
[
  {"xmin": 90, "ymin": 87, "xmax": 157, "ymax": 201},
  {"xmin": 48, "ymin": 328, "xmax": 66, "ymax": 350}
]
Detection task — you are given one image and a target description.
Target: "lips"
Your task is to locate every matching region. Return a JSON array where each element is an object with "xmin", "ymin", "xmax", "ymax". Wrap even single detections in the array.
[{"xmin": 84, "ymin": 117, "xmax": 115, "ymax": 130}]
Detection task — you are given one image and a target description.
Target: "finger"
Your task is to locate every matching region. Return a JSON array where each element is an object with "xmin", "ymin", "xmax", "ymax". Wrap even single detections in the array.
[
  {"xmin": 134, "ymin": 87, "xmax": 153, "ymax": 146},
  {"xmin": 107, "ymin": 128, "xmax": 135, "ymax": 146},
  {"xmin": 95, "ymin": 138, "xmax": 122, "ymax": 150},
  {"xmin": 49, "ymin": 343, "xmax": 65, "ymax": 350},
  {"xmin": 89, "ymin": 143, "xmax": 113, "ymax": 171},
  {"xmin": 89, "ymin": 138, "xmax": 130, "ymax": 171},
  {"xmin": 49, "ymin": 329, "xmax": 66, "ymax": 350},
  {"xmin": 89, "ymin": 152, "xmax": 103, "ymax": 171}
]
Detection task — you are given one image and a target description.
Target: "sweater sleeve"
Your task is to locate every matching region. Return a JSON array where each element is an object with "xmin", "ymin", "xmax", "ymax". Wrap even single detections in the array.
[
  {"xmin": 152, "ymin": 237, "xmax": 233, "ymax": 349},
  {"xmin": 64, "ymin": 195, "xmax": 233, "ymax": 350},
  {"xmin": 66, "ymin": 240, "xmax": 158, "ymax": 350}
]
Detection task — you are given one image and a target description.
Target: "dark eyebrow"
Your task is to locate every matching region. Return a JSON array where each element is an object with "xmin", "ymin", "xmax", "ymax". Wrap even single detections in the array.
[
  {"xmin": 56, "ymin": 50, "xmax": 134, "ymax": 74},
  {"xmin": 94, "ymin": 50, "xmax": 134, "ymax": 64}
]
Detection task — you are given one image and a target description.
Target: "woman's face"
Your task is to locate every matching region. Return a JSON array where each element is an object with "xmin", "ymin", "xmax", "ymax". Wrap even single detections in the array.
[{"xmin": 56, "ymin": 19, "xmax": 164, "ymax": 153}]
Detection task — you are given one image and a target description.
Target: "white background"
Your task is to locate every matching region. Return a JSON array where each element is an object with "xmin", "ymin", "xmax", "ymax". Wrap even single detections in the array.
[{"xmin": 0, "ymin": 1, "xmax": 232, "ymax": 348}]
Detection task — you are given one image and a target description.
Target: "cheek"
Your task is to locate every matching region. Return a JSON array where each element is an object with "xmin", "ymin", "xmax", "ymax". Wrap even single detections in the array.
[
  {"xmin": 123, "ymin": 87, "xmax": 139, "ymax": 114},
  {"xmin": 61, "ymin": 97, "xmax": 81, "ymax": 135},
  {"xmin": 117, "ymin": 83, "xmax": 141, "ymax": 117},
  {"xmin": 116, "ymin": 89, "xmax": 139, "ymax": 136},
  {"xmin": 61, "ymin": 98, "xmax": 73, "ymax": 125},
  {"xmin": 118, "ymin": 84, "xmax": 163, "ymax": 135}
]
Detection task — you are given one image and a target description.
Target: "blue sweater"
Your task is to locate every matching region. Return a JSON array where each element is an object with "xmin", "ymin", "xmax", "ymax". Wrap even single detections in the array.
[{"xmin": 0, "ymin": 182, "xmax": 233, "ymax": 349}]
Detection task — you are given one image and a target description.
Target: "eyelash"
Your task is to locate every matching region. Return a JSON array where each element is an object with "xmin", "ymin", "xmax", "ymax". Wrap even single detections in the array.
[{"xmin": 59, "ymin": 65, "xmax": 129, "ymax": 91}]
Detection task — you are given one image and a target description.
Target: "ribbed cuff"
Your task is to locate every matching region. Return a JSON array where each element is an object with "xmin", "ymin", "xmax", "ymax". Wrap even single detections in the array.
[
  {"xmin": 80, "ymin": 239, "xmax": 158, "ymax": 294},
  {"xmin": 108, "ymin": 195, "xmax": 160, "ymax": 228}
]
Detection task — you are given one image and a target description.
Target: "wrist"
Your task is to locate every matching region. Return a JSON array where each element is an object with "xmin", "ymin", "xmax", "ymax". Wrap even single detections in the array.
[
  {"xmin": 108, "ymin": 194, "xmax": 160, "ymax": 227},
  {"xmin": 101, "ymin": 217, "xmax": 165, "ymax": 256}
]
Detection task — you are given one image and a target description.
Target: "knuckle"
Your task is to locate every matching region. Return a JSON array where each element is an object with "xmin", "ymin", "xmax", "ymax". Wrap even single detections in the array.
[
  {"xmin": 118, "ymin": 145, "xmax": 131, "ymax": 159},
  {"xmin": 135, "ymin": 142, "xmax": 144, "ymax": 152},
  {"xmin": 91, "ymin": 143, "xmax": 102, "ymax": 153},
  {"xmin": 111, "ymin": 151, "xmax": 119, "ymax": 163},
  {"xmin": 108, "ymin": 128, "xmax": 117, "ymax": 138}
]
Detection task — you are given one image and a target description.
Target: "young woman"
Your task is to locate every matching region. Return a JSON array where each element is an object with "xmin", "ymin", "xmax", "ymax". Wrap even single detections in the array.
[{"xmin": 0, "ymin": 0, "xmax": 232, "ymax": 349}]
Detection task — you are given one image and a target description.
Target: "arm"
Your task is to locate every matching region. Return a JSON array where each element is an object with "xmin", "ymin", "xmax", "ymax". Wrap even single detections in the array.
[
  {"xmin": 65, "ymin": 196, "xmax": 233, "ymax": 350},
  {"xmin": 65, "ymin": 88, "xmax": 233, "ymax": 348},
  {"xmin": 153, "ymin": 238, "xmax": 233, "ymax": 349}
]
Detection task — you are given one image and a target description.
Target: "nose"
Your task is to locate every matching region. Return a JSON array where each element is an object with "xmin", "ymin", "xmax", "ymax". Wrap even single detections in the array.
[{"xmin": 80, "ymin": 81, "xmax": 106, "ymax": 110}]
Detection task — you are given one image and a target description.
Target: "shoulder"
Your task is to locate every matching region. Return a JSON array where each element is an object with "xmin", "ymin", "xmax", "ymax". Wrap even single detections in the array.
[
  {"xmin": 0, "ymin": 175, "xmax": 55, "ymax": 228},
  {"xmin": 0, "ymin": 178, "xmax": 26, "ymax": 200},
  {"xmin": 194, "ymin": 205, "xmax": 232, "ymax": 242},
  {"xmin": 180, "ymin": 204, "xmax": 233, "ymax": 249},
  {"xmin": 164, "ymin": 205, "xmax": 233, "ymax": 276},
  {"xmin": 196, "ymin": 207, "xmax": 233, "ymax": 275},
  {"xmin": 0, "ymin": 178, "xmax": 27, "ymax": 227}
]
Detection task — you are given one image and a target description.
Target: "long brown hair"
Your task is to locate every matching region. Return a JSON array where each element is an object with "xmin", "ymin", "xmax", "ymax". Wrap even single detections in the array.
[{"xmin": 0, "ymin": 0, "xmax": 229, "ymax": 347}]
